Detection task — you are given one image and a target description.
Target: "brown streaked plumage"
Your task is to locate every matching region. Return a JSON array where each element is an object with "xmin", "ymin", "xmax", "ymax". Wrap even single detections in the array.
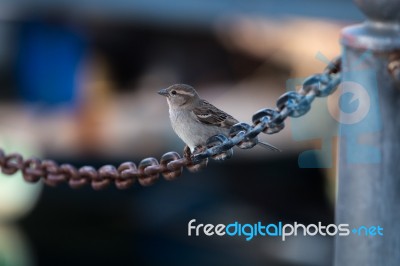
[{"xmin": 158, "ymin": 84, "xmax": 280, "ymax": 155}]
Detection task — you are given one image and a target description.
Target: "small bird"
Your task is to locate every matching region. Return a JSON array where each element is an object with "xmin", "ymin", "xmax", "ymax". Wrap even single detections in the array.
[{"xmin": 158, "ymin": 84, "xmax": 280, "ymax": 159}]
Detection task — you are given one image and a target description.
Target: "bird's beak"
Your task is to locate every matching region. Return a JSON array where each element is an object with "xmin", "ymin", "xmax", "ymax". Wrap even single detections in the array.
[{"xmin": 158, "ymin": 88, "xmax": 169, "ymax": 96}]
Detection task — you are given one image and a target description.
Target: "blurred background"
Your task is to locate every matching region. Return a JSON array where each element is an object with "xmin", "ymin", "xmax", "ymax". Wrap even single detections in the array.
[{"xmin": 0, "ymin": 0, "xmax": 364, "ymax": 265}]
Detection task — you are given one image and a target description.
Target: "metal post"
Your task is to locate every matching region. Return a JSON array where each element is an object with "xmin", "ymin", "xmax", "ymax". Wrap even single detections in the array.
[{"xmin": 335, "ymin": 0, "xmax": 400, "ymax": 265}]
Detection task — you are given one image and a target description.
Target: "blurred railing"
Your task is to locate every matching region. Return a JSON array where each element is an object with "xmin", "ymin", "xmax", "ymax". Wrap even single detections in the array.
[{"xmin": 335, "ymin": 0, "xmax": 400, "ymax": 265}]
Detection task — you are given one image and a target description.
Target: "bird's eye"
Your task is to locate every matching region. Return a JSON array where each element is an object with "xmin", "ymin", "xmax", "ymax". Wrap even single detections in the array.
[{"xmin": 171, "ymin": 90, "xmax": 177, "ymax": 96}]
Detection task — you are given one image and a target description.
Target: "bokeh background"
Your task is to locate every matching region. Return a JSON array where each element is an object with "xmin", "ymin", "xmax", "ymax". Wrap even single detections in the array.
[{"xmin": 0, "ymin": 1, "xmax": 363, "ymax": 265}]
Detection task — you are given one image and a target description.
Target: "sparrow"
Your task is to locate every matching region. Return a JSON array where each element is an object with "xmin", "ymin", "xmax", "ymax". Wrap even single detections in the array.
[{"xmin": 158, "ymin": 84, "xmax": 280, "ymax": 159}]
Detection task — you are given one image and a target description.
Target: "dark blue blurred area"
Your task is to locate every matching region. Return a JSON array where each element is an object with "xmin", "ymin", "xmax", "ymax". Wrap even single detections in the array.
[{"xmin": 16, "ymin": 21, "xmax": 86, "ymax": 105}]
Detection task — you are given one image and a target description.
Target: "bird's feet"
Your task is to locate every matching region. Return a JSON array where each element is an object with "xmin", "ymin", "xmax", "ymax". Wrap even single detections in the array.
[
  {"xmin": 183, "ymin": 145, "xmax": 207, "ymax": 161},
  {"xmin": 183, "ymin": 145, "xmax": 192, "ymax": 161},
  {"xmin": 183, "ymin": 145, "xmax": 208, "ymax": 172}
]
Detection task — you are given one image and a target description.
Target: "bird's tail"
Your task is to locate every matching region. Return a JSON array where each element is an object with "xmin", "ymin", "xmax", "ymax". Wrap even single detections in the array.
[{"xmin": 258, "ymin": 141, "xmax": 281, "ymax": 152}]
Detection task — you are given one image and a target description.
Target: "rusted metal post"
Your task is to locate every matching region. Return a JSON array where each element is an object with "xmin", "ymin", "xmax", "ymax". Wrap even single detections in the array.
[{"xmin": 335, "ymin": 0, "xmax": 400, "ymax": 265}]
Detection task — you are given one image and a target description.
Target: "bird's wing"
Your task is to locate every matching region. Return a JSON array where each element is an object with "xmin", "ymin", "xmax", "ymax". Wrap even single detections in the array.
[{"xmin": 192, "ymin": 99, "xmax": 239, "ymax": 129}]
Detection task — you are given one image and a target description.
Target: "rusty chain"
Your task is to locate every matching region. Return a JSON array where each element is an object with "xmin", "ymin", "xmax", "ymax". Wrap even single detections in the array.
[{"xmin": 0, "ymin": 57, "xmax": 341, "ymax": 190}]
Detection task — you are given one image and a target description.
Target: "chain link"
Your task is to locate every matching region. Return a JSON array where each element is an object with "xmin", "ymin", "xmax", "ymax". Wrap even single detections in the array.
[
  {"xmin": 192, "ymin": 56, "xmax": 341, "ymax": 162},
  {"xmin": 0, "ymin": 57, "xmax": 341, "ymax": 190}
]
